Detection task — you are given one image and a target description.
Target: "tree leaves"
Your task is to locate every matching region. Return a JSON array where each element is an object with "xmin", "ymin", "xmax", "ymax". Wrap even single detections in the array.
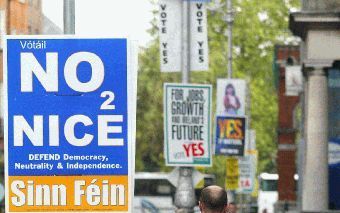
[{"xmin": 136, "ymin": 0, "xmax": 300, "ymax": 182}]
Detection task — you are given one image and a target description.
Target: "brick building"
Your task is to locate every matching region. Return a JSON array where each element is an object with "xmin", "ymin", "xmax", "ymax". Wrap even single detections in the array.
[
  {"xmin": 7, "ymin": 0, "xmax": 29, "ymax": 35},
  {"xmin": 274, "ymin": 45, "xmax": 301, "ymax": 211}
]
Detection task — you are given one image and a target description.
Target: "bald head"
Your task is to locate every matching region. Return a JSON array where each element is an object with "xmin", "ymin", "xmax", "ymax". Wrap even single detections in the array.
[{"xmin": 199, "ymin": 185, "xmax": 228, "ymax": 212}]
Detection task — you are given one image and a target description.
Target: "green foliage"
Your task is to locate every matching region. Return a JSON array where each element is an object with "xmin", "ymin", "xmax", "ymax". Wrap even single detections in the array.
[
  {"xmin": 136, "ymin": 40, "xmax": 178, "ymax": 172},
  {"xmin": 136, "ymin": 0, "xmax": 300, "ymax": 183}
]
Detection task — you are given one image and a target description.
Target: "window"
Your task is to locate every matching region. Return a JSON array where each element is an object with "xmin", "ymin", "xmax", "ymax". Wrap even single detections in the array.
[
  {"xmin": 134, "ymin": 179, "xmax": 175, "ymax": 197},
  {"xmin": 260, "ymin": 179, "xmax": 278, "ymax": 191}
]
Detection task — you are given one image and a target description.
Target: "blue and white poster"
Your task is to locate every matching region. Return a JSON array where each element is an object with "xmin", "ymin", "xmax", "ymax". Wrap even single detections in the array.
[{"xmin": 4, "ymin": 36, "xmax": 137, "ymax": 212}]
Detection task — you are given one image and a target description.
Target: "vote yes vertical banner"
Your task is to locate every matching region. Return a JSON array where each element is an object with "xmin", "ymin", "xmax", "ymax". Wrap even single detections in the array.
[
  {"xmin": 3, "ymin": 36, "xmax": 137, "ymax": 212},
  {"xmin": 158, "ymin": 0, "xmax": 209, "ymax": 72},
  {"xmin": 190, "ymin": 2, "xmax": 209, "ymax": 71}
]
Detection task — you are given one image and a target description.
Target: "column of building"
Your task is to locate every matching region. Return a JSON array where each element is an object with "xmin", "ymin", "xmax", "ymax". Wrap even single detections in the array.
[
  {"xmin": 290, "ymin": 0, "xmax": 340, "ymax": 211},
  {"xmin": 302, "ymin": 66, "xmax": 329, "ymax": 210}
]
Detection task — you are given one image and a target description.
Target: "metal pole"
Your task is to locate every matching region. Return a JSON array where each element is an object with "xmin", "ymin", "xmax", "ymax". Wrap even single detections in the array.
[
  {"xmin": 181, "ymin": 0, "xmax": 190, "ymax": 84},
  {"xmin": 226, "ymin": 0, "xmax": 233, "ymax": 78},
  {"xmin": 174, "ymin": 1, "xmax": 196, "ymax": 212},
  {"xmin": 225, "ymin": 0, "xmax": 236, "ymax": 204},
  {"xmin": 63, "ymin": 0, "xmax": 75, "ymax": 34}
]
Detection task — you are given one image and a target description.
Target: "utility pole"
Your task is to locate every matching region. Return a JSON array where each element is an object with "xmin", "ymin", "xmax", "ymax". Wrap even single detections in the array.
[
  {"xmin": 174, "ymin": 1, "xmax": 196, "ymax": 212},
  {"xmin": 181, "ymin": 0, "xmax": 190, "ymax": 84},
  {"xmin": 63, "ymin": 0, "xmax": 75, "ymax": 34},
  {"xmin": 225, "ymin": 0, "xmax": 237, "ymax": 205},
  {"xmin": 225, "ymin": 0, "xmax": 233, "ymax": 79}
]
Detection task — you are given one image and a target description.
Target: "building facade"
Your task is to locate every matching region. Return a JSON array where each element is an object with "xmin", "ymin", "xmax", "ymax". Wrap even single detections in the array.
[
  {"xmin": 290, "ymin": 0, "xmax": 340, "ymax": 211},
  {"xmin": 7, "ymin": 0, "xmax": 28, "ymax": 35},
  {"xmin": 274, "ymin": 45, "xmax": 301, "ymax": 211}
]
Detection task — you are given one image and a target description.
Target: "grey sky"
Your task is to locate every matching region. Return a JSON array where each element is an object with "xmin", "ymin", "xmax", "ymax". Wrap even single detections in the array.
[{"xmin": 42, "ymin": 0, "xmax": 155, "ymax": 46}]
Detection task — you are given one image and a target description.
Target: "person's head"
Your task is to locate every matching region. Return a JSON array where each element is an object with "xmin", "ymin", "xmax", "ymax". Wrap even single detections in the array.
[
  {"xmin": 225, "ymin": 84, "xmax": 235, "ymax": 96},
  {"xmin": 228, "ymin": 202, "xmax": 237, "ymax": 213},
  {"xmin": 199, "ymin": 185, "xmax": 228, "ymax": 213}
]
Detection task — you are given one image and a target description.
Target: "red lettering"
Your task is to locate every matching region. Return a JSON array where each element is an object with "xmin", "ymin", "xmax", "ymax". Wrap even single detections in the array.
[
  {"xmin": 198, "ymin": 142, "xmax": 205, "ymax": 155},
  {"xmin": 183, "ymin": 144, "xmax": 191, "ymax": 157},
  {"xmin": 183, "ymin": 143, "xmax": 205, "ymax": 157},
  {"xmin": 192, "ymin": 144, "xmax": 199, "ymax": 156}
]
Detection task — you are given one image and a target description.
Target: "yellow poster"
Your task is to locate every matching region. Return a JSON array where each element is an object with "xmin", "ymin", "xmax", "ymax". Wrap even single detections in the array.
[{"xmin": 225, "ymin": 157, "xmax": 239, "ymax": 190}]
